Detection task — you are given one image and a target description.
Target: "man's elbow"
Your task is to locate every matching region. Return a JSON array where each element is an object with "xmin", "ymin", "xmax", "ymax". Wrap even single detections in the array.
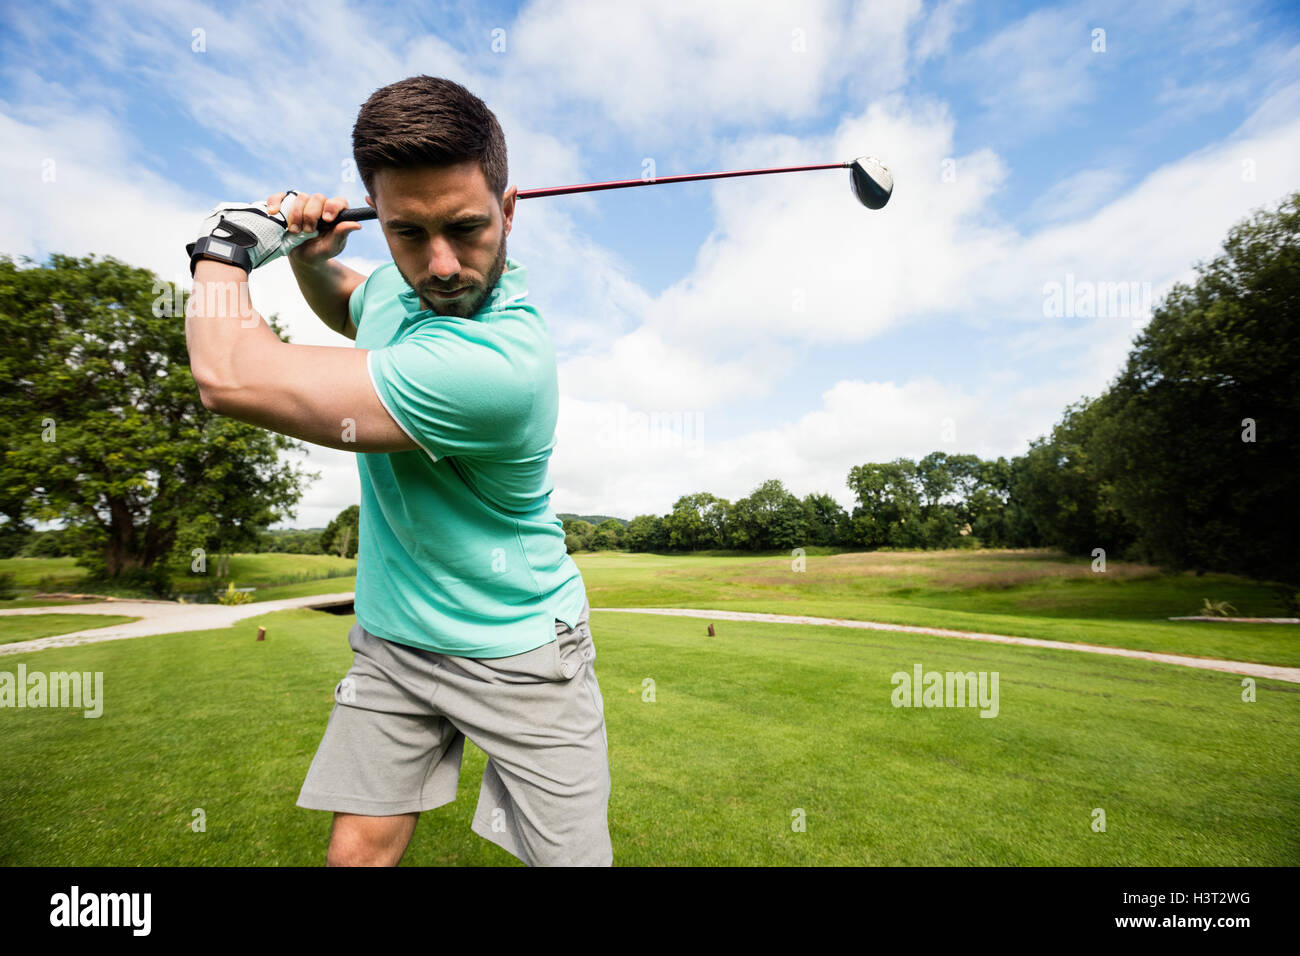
[
  {"xmin": 198, "ymin": 384, "xmax": 223, "ymax": 413},
  {"xmin": 191, "ymin": 367, "xmax": 229, "ymax": 413}
]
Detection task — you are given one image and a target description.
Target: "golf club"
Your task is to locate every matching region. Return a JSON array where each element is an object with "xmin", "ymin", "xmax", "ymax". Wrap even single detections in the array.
[{"xmin": 313, "ymin": 156, "xmax": 893, "ymax": 228}]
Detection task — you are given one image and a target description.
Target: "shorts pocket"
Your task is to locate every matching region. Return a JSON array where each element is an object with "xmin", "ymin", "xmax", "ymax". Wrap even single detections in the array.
[{"xmin": 551, "ymin": 617, "xmax": 581, "ymax": 681}]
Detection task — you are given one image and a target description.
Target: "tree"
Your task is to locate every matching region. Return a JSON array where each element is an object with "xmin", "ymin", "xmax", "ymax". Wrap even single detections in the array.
[
  {"xmin": 701, "ymin": 497, "xmax": 731, "ymax": 549},
  {"xmin": 1089, "ymin": 192, "xmax": 1300, "ymax": 584},
  {"xmin": 729, "ymin": 480, "xmax": 807, "ymax": 551},
  {"xmin": 663, "ymin": 493, "xmax": 728, "ymax": 551},
  {"xmin": 624, "ymin": 514, "xmax": 669, "ymax": 552},
  {"xmin": 259, "ymin": 527, "xmax": 324, "ymax": 554},
  {"xmin": 847, "ymin": 459, "xmax": 923, "ymax": 548},
  {"xmin": 1010, "ymin": 397, "xmax": 1135, "ymax": 556},
  {"xmin": 963, "ymin": 456, "xmax": 1030, "ymax": 548},
  {"xmin": 0, "ymin": 519, "xmax": 28, "ymax": 559},
  {"xmin": 801, "ymin": 492, "xmax": 849, "ymax": 546},
  {"xmin": 915, "ymin": 451, "xmax": 957, "ymax": 515},
  {"xmin": 320, "ymin": 505, "xmax": 360, "ymax": 559},
  {"xmin": 0, "ymin": 253, "xmax": 316, "ymax": 591},
  {"xmin": 18, "ymin": 528, "xmax": 76, "ymax": 558},
  {"xmin": 561, "ymin": 518, "xmax": 595, "ymax": 551},
  {"xmin": 590, "ymin": 518, "xmax": 625, "ymax": 551},
  {"xmin": 662, "ymin": 496, "xmax": 703, "ymax": 551}
]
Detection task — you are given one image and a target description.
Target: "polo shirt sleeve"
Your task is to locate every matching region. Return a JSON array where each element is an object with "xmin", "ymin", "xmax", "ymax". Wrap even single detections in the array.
[
  {"xmin": 347, "ymin": 271, "xmax": 372, "ymax": 330},
  {"xmin": 366, "ymin": 329, "xmax": 533, "ymax": 460}
]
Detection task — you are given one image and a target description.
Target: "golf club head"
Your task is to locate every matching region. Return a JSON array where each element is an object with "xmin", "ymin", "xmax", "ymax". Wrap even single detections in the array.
[{"xmin": 850, "ymin": 156, "xmax": 893, "ymax": 209}]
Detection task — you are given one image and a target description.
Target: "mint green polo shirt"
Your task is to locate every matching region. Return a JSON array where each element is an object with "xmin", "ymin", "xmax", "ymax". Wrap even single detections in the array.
[{"xmin": 350, "ymin": 257, "xmax": 587, "ymax": 657}]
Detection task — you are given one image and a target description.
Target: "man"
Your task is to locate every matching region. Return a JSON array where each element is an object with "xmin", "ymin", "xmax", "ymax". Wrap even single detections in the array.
[{"xmin": 184, "ymin": 75, "xmax": 611, "ymax": 867}]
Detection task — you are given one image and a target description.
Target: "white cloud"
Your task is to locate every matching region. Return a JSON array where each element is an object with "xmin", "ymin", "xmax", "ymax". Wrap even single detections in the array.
[
  {"xmin": 550, "ymin": 373, "xmax": 1083, "ymax": 517},
  {"xmin": 1025, "ymin": 167, "xmax": 1130, "ymax": 224},
  {"xmin": 976, "ymin": 82, "xmax": 1300, "ymax": 321},
  {"xmin": 0, "ymin": 107, "xmax": 196, "ymax": 276},
  {"xmin": 955, "ymin": 5, "xmax": 1100, "ymax": 124},
  {"xmin": 557, "ymin": 325, "xmax": 792, "ymax": 409},
  {"xmin": 279, "ymin": 444, "xmax": 361, "ymax": 529},
  {"xmin": 560, "ymin": 92, "xmax": 1014, "ymax": 395},
  {"xmin": 507, "ymin": 0, "xmax": 922, "ymax": 143},
  {"xmin": 913, "ymin": 0, "xmax": 969, "ymax": 63}
]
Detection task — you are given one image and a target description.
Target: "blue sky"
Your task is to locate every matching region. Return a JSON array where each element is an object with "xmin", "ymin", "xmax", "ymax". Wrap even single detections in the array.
[{"xmin": 2, "ymin": 0, "xmax": 1298, "ymax": 526}]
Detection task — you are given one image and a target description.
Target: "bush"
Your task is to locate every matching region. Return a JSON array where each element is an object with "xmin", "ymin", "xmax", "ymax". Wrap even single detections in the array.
[
  {"xmin": 1272, "ymin": 586, "xmax": 1300, "ymax": 617},
  {"xmin": 217, "ymin": 582, "xmax": 254, "ymax": 605},
  {"xmin": 18, "ymin": 529, "xmax": 77, "ymax": 558},
  {"xmin": 1199, "ymin": 598, "xmax": 1238, "ymax": 617},
  {"xmin": 76, "ymin": 561, "xmax": 173, "ymax": 599}
]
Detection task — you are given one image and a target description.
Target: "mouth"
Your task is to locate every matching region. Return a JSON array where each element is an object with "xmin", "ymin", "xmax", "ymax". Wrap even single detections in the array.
[{"xmin": 427, "ymin": 287, "xmax": 469, "ymax": 299}]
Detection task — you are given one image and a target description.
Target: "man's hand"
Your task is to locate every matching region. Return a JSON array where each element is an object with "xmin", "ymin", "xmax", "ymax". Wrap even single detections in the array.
[
  {"xmin": 185, "ymin": 189, "xmax": 330, "ymax": 276},
  {"xmin": 268, "ymin": 191, "xmax": 363, "ymax": 267}
]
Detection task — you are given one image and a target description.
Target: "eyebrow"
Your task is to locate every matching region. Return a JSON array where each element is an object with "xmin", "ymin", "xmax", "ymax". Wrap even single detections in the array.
[{"xmin": 385, "ymin": 213, "xmax": 490, "ymax": 230}]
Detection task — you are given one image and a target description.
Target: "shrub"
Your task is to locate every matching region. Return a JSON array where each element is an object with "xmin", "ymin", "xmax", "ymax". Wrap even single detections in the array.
[
  {"xmin": 1200, "ymin": 598, "xmax": 1238, "ymax": 617},
  {"xmin": 217, "ymin": 582, "xmax": 254, "ymax": 606}
]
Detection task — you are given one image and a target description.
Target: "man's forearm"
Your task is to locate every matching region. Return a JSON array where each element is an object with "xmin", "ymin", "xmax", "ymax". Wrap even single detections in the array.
[
  {"xmin": 187, "ymin": 259, "xmax": 284, "ymax": 402},
  {"xmin": 290, "ymin": 256, "xmax": 366, "ymax": 340}
]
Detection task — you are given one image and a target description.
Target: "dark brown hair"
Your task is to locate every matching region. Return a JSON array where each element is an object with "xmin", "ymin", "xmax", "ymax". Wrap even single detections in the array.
[{"xmin": 352, "ymin": 75, "xmax": 508, "ymax": 203}]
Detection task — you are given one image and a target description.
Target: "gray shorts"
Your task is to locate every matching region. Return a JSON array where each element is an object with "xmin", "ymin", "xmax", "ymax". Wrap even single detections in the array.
[{"xmin": 297, "ymin": 600, "xmax": 612, "ymax": 867}]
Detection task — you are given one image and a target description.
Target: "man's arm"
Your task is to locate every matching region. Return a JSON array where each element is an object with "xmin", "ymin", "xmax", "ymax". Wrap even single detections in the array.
[
  {"xmin": 186, "ymin": 259, "xmax": 418, "ymax": 454},
  {"xmin": 290, "ymin": 255, "xmax": 365, "ymax": 340},
  {"xmin": 269, "ymin": 191, "xmax": 368, "ymax": 340}
]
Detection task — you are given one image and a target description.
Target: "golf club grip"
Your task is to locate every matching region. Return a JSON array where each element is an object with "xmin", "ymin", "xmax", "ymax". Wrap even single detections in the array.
[
  {"xmin": 315, "ymin": 206, "xmax": 377, "ymax": 229},
  {"xmin": 317, "ymin": 190, "xmax": 542, "ymax": 226}
]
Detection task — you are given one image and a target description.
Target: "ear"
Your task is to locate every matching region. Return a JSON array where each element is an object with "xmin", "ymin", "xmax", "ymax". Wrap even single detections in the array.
[
  {"xmin": 501, "ymin": 185, "xmax": 517, "ymax": 237},
  {"xmin": 364, "ymin": 195, "xmax": 375, "ymax": 209}
]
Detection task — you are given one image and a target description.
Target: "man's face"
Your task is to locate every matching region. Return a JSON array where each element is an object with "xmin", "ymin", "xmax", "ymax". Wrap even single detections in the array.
[{"xmin": 366, "ymin": 161, "xmax": 516, "ymax": 318}]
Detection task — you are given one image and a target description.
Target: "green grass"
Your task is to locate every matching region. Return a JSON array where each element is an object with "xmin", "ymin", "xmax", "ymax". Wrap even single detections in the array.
[
  {"xmin": 246, "ymin": 575, "xmax": 357, "ymax": 602},
  {"xmin": 572, "ymin": 550, "xmax": 1300, "ymax": 668},
  {"xmin": 169, "ymin": 553, "xmax": 356, "ymax": 597},
  {"xmin": 0, "ymin": 554, "xmax": 356, "ymax": 601},
  {"xmin": 0, "ymin": 613, "xmax": 139, "ymax": 645},
  {"xmin": 0, "ymin": 556, "xmax": 87, "ymax": 589},
  {"xmin": 0, "ymin": 606, "xmax": 1295, "ymax": 866}
]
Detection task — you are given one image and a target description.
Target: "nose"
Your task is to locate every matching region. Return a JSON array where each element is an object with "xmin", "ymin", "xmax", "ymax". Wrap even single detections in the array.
[{"xmin": 428, "ymin": 235, "xmax": 460, "ymax": 283}]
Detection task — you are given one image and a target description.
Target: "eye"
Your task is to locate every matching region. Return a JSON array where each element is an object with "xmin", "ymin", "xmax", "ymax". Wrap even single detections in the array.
[{"xmin": 397, "ymin": 229, "xmax": 421, "ymax": 239}]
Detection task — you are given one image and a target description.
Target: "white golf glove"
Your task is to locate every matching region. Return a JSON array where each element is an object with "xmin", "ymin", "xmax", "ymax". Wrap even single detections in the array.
[{"xmin": 186, "ymin": 190, "xmax": 320, "ymax": 275}]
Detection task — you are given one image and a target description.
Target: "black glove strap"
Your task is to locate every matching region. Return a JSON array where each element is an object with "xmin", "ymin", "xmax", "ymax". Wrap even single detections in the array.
[{"xmin": 187, "ymin": 235, "xmax": 254, "ymax": 276}]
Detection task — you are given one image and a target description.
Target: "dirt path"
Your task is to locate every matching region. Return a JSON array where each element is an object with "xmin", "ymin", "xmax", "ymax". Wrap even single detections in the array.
[
  {"xmin": 3, "ymin": 597, "xmax": 1295, "ymax": 684},
  {"xmin": 0, "ymin": 593, "xmax": 355, "ymax": 657}
]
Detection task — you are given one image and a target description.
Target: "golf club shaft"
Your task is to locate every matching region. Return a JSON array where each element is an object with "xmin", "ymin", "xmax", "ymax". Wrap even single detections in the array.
[{"xmin": 320, "ymin": 161, "xmax": 851, "ymax": 225}]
